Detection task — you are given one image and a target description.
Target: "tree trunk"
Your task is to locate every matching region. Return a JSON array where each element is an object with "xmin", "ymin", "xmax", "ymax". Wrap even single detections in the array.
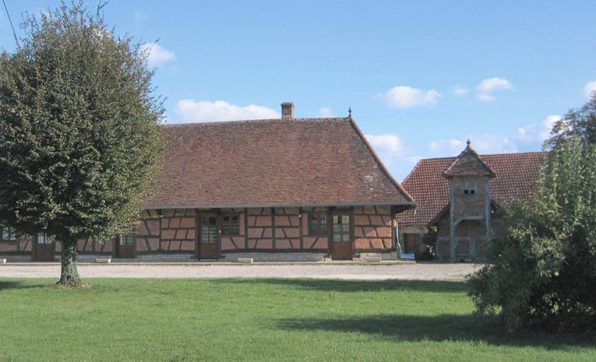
[{"xmin": 58, "ymin": 234, "xmax": 82, "ymax": 287}]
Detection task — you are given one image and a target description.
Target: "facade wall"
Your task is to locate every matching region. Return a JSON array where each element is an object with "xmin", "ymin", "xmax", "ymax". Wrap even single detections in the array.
[
  {"xmin": 0, "ymin": 235, "xmax": 33, "ymax": 254},
  {"xmin": 159, "ymin": 209, "xmax": 195, "ymax": 252},
  {"xmin": 302, "ymin": 207, "xmax": 329, "ymax": 251},
  {"xmin": 220, "ymin": 208, "xmax": 246, "ymax": 251},
  {"xmin": 435, "ymin": 215, "xmax": 501, "ymax": 261},
  {"xmin": 0, "ymin": 205, "xmax": 400, "ymax": 261},
  {"xmin": 246, "ymin": 208, "xmax": 274, "ymax": 250},
  {"xmin": 450, "ymin": 176, "xmax": 490, "ymax": 219},
  {"xmin": 353, "ymin": 206, "xmax": 394, "ymax": 251}
]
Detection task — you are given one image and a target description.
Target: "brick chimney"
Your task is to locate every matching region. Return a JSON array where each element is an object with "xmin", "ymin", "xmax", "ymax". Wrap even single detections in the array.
[{"xmin": 281, "ymin": 102, "xmax": 294, "ymax": 120}]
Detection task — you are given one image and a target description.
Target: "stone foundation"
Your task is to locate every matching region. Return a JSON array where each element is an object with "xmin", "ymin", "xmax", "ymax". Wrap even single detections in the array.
[
  {"xmin": 223, "ymin": 252, "xmax": 326, "ymax": 262},
  {"xmin": 0, "ymin": 255, "xmax": 34, "ymax": 262},
  {"xmin": 357, "ymin": 252, "xmax": 397, "ymax": 261}
]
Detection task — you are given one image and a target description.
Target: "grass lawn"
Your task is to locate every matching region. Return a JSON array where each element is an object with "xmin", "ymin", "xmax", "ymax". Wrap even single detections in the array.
[{"xmin": 0, "ymin": 278, "xmax": 594, "ymax": 361}]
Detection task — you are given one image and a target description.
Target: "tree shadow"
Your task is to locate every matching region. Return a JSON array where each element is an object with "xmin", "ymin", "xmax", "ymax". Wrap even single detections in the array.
[
  {"xmin": 0, "ymin": 280, "xmax": 54, "ymax": 291},
  {"xmin": 278, "ymin": 314, "xmax": 596, "ymax": 350},
  {"xmin": 213, "ymin": 278, "xmax": 468, "ymax": 293}
]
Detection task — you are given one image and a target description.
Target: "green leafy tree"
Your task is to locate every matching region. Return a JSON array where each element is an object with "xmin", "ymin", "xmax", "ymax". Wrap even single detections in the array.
[
  {"xmin": 0, "ymin": 2, "xmax": 164, "ymax": 286},
  {"xmin": 468, "ymin": 137, "xmax": 596, "ymax": 331},
  {"xmin": 547, "ymin": 92, "xmax": 596, "ymax": 150}
]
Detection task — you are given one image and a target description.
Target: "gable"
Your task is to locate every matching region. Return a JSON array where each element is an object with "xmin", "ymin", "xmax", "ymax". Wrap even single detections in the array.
[{"xmin": 443, "ymin": 141, "xmax": 496, "ymax": 178}]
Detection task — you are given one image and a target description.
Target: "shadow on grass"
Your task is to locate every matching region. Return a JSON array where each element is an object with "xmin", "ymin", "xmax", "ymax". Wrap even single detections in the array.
[
  {"xmin": 213, "ymin": 278, "xmax": 468, "ymax": 293},
  {"xmin": 0, "ymin": 280, "xmax": 54, "ymax": 291},
  {"xmin": 278, "ymin": 314, "xmax": 596, "ymax": 350}
]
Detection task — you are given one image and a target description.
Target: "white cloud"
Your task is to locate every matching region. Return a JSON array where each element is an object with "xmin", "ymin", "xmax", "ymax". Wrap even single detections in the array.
[
  {"xmin": 476, "ymin": 77, "xmax": 513, "ymax": 101},
  {"xmin": 429, "ymin": 139, "xmax": 465, "ymax": 154},
  {"xmin": 517, "ymin": 115, "xmax": 561, "ymax": 142},
  {"xmin": 317, "ymin": 107, "xmax": 333, "ymax": 117},
  {"xmin": 429, "ymin": 135, "xmax": 517, "ymax": 155},
  {"xmin": 174, "ymin": 100, "xmax": 280, "ymax": 123},
  {"xmin": 365, "ymin": 134, "xmax": 405, "ymax": 166},
  {"xmin": 468, "ymin": 134, "xmax": 518, "ymax": 154},
  {"xmin": 378, "ymin": 86, "xmax": 440, "ymax": 109},
  {"xmin": 584, "ymin": 81, "xmax": 596, "ymax": 99},
  {"xmin": 141, "ymin": 43, "xmax": 175, "ymax": 67},
  {"xmin": 452, "ymin": 86, "xmax": 470, "ymax": 97},
  {"xmin": 133, "ymin": 10, "xmax": 148, "ymax": 25}
]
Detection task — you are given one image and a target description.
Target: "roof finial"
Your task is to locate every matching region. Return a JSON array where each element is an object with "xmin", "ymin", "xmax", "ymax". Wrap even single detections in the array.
[
  {"xmin": 348, "ymin": 106, "xmax": 352, "ymax": 118},
  {"xmin": 466, "ymin": 138, "xmax": 471, "ymax": 146}
]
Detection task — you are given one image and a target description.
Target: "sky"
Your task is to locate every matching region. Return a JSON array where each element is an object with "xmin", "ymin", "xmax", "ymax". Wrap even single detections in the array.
[{"xmin": 1, "ymin": 0, "xmax": 595, "ymax": 181}]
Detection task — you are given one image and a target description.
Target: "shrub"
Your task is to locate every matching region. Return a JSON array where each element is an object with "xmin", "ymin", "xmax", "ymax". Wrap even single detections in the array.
[{"xmin": 468, "ymin": 138, "xmax": 596, "ymax": 331}]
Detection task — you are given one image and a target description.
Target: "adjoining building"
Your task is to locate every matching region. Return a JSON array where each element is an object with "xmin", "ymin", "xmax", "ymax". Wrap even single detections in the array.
[
  {"xmin": 398, "ymin": 141, "xmax": 546, "ymax": 261},
  {"xmin": 0, "ymin": 103, "xmax": 415, "ymax": 262}
]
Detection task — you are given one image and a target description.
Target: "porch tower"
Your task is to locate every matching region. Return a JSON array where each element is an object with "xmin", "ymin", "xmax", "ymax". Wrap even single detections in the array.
[{"xmin": 442, "ymin": 140, "xmax": 496, "ymax": 261}]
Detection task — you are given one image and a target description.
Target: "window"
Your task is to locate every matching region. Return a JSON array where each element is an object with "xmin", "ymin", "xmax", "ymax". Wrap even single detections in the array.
[
  {"xmin": 1, "ymin": 226, "xmax": 16, "ymax": 241},
  {"xmin": 201, "ymin": 217, "xmax": 217, "ymax": 243},
  {"xmin": 462, "ymin": 179, "xmax": 476, "ymax": 195},
  {"xmin": 37, "ymin": 233, "xmax": 52, "ymax": 244},
  {"xmin": 221, "ymin": 215, "xmax": 239, "ymax": 235},
  {"xmin": 119, "ymin": 234, "xmax": 135, "ymax": 246},
  {"xmin": 332, "ymin": 215, "xmax": 350, "ymax": 242},
  {"xmin": 308, "ymin": 212, "xmax": 327, "ymax": 235}
]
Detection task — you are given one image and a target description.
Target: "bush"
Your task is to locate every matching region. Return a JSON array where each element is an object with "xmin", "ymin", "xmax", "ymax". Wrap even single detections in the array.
[
  {"xmin": 468, "ymin": 138, "xmax": 596, "ymax": 331},
  {"xmin": 415, "ymin": 245, "xmax": 434, "ymax": 261}
]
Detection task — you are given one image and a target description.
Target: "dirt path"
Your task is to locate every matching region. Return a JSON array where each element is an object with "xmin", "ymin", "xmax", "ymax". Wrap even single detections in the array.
[{"xmin": 0, "ymin": 262, "xmax": 482, "ymax": 281}]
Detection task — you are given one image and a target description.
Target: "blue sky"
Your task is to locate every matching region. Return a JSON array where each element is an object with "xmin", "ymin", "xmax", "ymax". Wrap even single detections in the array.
[{"xmin": 2, "ymin": 0, "xmax": 595, "ymax": 180}]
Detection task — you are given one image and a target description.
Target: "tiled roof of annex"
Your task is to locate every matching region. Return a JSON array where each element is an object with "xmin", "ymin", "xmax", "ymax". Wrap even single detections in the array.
[{"xmin": 398, "ymin": 151, "xmax": 547, "ymax": 226}]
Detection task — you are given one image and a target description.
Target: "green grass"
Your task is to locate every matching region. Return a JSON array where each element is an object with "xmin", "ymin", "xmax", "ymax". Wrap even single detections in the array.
[{"xmin": 0, "ymin": 278, "xmax": 594, "ymax": 361}]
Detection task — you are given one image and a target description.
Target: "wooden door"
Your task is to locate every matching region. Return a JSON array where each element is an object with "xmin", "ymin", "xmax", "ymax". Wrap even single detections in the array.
[
  {"xmin": 404, "ymin": 233, "xmax": 419, "ymax": 254},
  {"xmin": 331, "ymin": 213, "xmax": 352, "ymax": 260},
  {"xmin": 115, "ymin": 234, "xmax": 136, "ymax": 258},
  {"xmin": 33, "ymin": 234, "xmax": 56, "ymax": 262},
  {"xmin": 198, "ymin": 214, "xmax": 219, "ymax": 259}
]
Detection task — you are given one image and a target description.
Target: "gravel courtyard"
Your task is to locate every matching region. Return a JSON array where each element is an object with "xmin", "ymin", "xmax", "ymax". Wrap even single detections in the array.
[{"xmin": 0, "ymin": 262, "xmax": 482, "ymax": 281}]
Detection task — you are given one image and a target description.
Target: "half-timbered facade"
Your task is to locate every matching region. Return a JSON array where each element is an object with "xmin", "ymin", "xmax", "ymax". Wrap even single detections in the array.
[
  {"xmin": 398, "ymin": 142, "xmax": 546, "ymax": 261},
  {"xmin": 0, "ymin": 103, "xmax": 415, "ymax": 262}
]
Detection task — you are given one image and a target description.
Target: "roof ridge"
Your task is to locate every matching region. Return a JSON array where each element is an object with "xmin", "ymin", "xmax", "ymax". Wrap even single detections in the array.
[
  {"xmin": 418, "ymin": 151, "xmax": 547, "ymax": 162},
  {"xmin": 480, "ymin": 151, "xmax": 547, "ymax": 157},
  {"xmin": 163, "ymin": 117, "xmax": 350, "ymax": 127}
]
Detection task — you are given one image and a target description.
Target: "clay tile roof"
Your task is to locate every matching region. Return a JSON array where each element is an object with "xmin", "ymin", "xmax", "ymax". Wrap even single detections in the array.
[
  {"xmin": 398, "ymin": 151, "xmax": 547, "ymax": 226},
  {"xmin": 144, "ymin": 117, "xmax": 414, "ymax": 209}
]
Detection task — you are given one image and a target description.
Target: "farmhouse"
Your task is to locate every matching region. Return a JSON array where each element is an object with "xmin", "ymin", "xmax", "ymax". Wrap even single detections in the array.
[
  {"xmin": 398, "ymin": 141, "xmax": 546, "ymax": 261},
  {"xmin": 0, "ymin": 103, "xmax": 415, "ymax": 262}
]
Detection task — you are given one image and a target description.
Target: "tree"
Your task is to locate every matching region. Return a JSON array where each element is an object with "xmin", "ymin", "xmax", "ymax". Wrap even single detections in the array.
[
  {"xmin": 547, "ymin": 92, "xmax": 596, "ymax": 150},
  {"xmin": 0, "ymin": 1, "xmax": 164, "ymax": 286},
  {"xmin": 468, "ymin": 137, "xmax": 596, "ymax": 331}
]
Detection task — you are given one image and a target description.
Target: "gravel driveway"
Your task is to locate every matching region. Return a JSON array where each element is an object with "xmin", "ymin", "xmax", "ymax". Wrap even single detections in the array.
[{"xmin": 0, "ymin": 262, "xmax": 482, "ymax": 281}]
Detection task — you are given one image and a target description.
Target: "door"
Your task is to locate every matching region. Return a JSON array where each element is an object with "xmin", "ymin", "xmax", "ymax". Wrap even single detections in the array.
[
  {"xmin": 404, "ymin": 233, "xmax": 420, "ymax": 254},
  {"xmin": 198, "ymin": 214, "xmax": 219, "ymax": 259},
  {"xmin": 331, "ymin": 213, "xmax": 352, "ymax": 260},
  {"xmin": 115, "ymin": 234, "xmax": 136, "ymax": 258},
  {"xmin": 33, "ymin": 233, "xmax": 56, "ymax": 262}
]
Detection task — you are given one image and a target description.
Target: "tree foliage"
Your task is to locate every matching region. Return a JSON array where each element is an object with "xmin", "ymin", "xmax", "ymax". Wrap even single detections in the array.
[
  {"xmin": 547, "ymin": 92, "xmax": 596, "ymax": 150},
  {"xmin": 468, "ymin": 137, "xmax": 596, "ymax": 331},
  {"xmin": 0, "ymin": 1, "xmax": 164, "ymax": 286}
]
